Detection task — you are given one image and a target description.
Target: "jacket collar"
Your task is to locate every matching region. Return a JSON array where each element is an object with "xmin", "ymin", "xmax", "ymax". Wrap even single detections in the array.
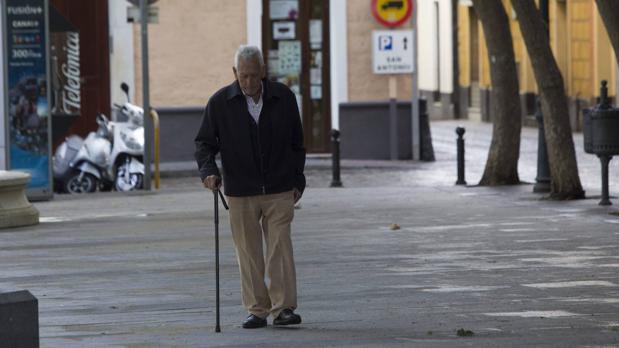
[{"xmin": 226, "ymin": 79, "xmax": 280, "ymax": 101}]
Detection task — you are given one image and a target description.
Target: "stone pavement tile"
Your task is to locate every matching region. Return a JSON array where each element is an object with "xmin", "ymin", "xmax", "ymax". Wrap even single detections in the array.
[
  {"xmin": 3, "ymin": 119, "xmax": 619, "ymax": 346},
  {"xmin": 0, "ymin": 182, "xmax": 614, "ymax": 346}
]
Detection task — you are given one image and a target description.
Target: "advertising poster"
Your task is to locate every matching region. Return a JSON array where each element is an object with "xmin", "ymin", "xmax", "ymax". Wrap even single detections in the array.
[
  {"xmin": 269, "ymin": 0, "xmax": 298, "ymax": 20},
  {"xmin": 2, "ymin": 0, "xmax": 52, "ymax": 198},
  {"xmin": 273, "ymin": 21, "xmax": 295, "ymax": 40},
  {"xmin": 278, "ymin": 40, "xmax": 301, "ymax": 75}
]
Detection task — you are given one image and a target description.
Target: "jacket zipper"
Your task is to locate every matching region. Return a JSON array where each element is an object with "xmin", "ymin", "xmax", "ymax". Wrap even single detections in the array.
[{"xmin": 256, "ymin": 115, "xmax": 266, "ymax": 195}]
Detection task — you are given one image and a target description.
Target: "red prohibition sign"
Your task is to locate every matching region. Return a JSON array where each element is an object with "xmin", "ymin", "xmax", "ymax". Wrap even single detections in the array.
[{"xmin": 371, "ymin": 0, "xmax": 413, "ymax": 27}]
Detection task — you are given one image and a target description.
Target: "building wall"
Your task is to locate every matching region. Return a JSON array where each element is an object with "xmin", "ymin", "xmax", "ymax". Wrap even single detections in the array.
[
  {"xmin": 0, "ymin": 0, "xmax": 5, "ymax": 170},
  {"xmin": 109, "ymin": 0, "xmax": 135, "ymax": 105},
  {"xmin": 458, "ymin": 0, "xmax": 617, "ymax": 126},
  {"xmin": 133, "ymin": 0, "xmax": 247, "ymax": 107},
  {"xmin": 418, "ymin": 0, "xmax": 453, "ymax": 94},
  {"xmin": 593, "ymin": 2, "xmax": 615, "ymax": 98},
  {"xmin": 568, "ymin": 0, "xmax": 594, "ymax": 99},
  {"xmin": 330, "ymin": 0, "xmax": 348, "ymax": 129},
  {"xmin": 457, "ymin": 4, "xmax": 469, "ymax": 88},
  {"xmin": 346, "ymin": 0, "xmax": 412, "ymax": 102}
]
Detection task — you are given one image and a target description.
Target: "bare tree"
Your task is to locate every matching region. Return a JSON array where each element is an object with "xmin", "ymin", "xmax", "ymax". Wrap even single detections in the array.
[
  {"xmin": 512, "ymin": 0, "xmax": 585, "ymax": 199},
  {"xmin": 595, "ymin": 1, "xmax": 619, "ymax": 67},
  {"xmin": 472, "ymin": 0, "xmax": 521, "ymax": 185}
]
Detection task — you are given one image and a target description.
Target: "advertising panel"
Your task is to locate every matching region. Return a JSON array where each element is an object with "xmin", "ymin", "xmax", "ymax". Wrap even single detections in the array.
[{"xmin": 2, "ymin": 0, "xmax": 52, "ymax": 199}]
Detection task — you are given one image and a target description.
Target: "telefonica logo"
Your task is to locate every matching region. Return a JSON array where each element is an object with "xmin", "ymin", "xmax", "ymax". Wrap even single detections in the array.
[{"xmin": 7, "ymin": 6, "xmax": 43, "ymax": 16}]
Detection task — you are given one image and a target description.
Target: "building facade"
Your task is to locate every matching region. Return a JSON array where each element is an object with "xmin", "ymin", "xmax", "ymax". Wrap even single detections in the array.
[
  {"xmin": 457, "ymin": 0, "xmax": 618, "ymax": 129},
  {"xmin": 132, "ymin": 0, "xmax": 454, "ymax": 157},
  {"xmin": 4, "ymin": 0, "xmax": 617, "ymax": 168}
]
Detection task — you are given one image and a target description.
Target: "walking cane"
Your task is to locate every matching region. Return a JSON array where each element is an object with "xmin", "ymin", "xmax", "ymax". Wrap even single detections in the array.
[{"xmin": 213, "ymin": 188, "xmax": 228, "ymax": 333}]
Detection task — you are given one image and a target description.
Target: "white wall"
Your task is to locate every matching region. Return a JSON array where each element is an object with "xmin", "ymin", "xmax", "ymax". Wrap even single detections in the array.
[
  {"xmin": 246, "ymin": 0, "xmax": 262, "ymax": 47},
  {"xmin": 0, "ymin": 0, "xmax": 5, "ymax": 170},
  {"xmin": 418, "ymin": 0, "xmax": 453, "ymax": 94},
  {"xmin": 330, "ymin": 0, "xmax": 347, "ymax": 129},
  {"xmin": 108, "ymin": 0, "xmax": 135, "ymax": 108},
  {"xmin": 244, "ymin": 0, "xmax": 347, "ymax": 130}
]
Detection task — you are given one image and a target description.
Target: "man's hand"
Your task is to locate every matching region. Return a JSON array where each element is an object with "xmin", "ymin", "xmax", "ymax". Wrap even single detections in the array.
[
  {"xmin": 203, "ymin": 175, "xmax": 222, "ymax": 191},
  {"xmin": 293, "ymin": 188, "xmax": 302, "ymax": 203}
]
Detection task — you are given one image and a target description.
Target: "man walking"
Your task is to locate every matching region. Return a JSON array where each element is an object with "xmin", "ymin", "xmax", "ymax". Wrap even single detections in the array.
[{"xmin": 195, "ymin": 45, "xmax": 305, "ymax": 329}]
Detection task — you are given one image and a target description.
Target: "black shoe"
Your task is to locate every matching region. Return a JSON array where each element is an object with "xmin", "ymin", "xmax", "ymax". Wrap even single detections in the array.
[
  {"xmin": 242, "ymin": 314, "xmax": 267, "ymax": 329},
  {"xmin": 273, "ymin": 309, "xmax": 302, "ymax": 326}
]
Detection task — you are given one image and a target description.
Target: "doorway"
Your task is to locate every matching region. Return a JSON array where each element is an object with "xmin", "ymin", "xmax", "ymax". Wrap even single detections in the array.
[{"xmin": 262, "ymin": 0, "xmax": 331, "ymax": 153}]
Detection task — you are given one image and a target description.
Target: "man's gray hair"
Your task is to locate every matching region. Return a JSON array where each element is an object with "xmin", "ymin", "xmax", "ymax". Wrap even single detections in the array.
[{"xmin": 234, "ymin": 45, "xmax": 264, "ymax": 69}]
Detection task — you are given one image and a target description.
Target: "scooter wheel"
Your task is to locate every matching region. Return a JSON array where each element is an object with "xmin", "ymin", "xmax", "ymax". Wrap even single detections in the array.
[
  {"xmin": 64, "ymin": 173, "xmax": 98, "ymax": 194},
  {"xmin": 115, "ymin": 173, "xmax": 143, "ymax": 192}
]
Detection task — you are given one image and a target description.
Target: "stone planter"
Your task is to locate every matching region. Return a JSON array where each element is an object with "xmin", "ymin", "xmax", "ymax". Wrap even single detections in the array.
[{"xmin": 0, "ymin": 171, "xmax": 39, "ymax": 229}]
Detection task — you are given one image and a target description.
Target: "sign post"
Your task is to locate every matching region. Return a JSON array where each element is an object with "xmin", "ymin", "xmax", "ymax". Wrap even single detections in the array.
[
  {"xmin": 373, "ymin": 29, "xmax": 414, "ymax": 160},
  {"xmin": 2, "ymin": 0, "xmax": 53, "ymax": 199},
  {"xmin": 371, "ymin": 0, "xmax": 419, "ymax": 160},
  {"xmin": 411, "ymin": 0, "xmax": 419, "ymax": 160}
]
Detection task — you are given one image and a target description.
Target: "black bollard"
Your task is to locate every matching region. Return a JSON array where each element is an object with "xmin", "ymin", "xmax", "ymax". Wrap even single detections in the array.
[
  {"xmin": 455, "ymin": 127, "xmax": 466, "ymax": 185},
  {"xmin": 533, "ymin": 99, "xmax": 551, "ymax": 193},
  {"xmin": 598, "ymin": 155, "xmax": 612, "ymax": 206},
  {"xmin": 0, "ymin": 290, "xmax": 39, "ymax": 348},
  {"xmin": 330, "ymin": 129, "xmax": 343, "ymax": 187},
  {"xmin": 419, "ymin": 98, "xmax": 435, "ymax": 162}
]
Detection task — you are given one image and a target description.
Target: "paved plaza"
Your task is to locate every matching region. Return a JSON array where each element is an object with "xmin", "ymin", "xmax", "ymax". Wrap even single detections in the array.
[{"xmin": 1, "ymin": 120, "xmax": 619, "ymax": 347}]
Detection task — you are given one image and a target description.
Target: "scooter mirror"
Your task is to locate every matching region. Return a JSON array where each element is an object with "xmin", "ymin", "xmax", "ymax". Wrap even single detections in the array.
[{"xmin": 121, "ymin": 82, "xmax": 130, "ymax": 102}]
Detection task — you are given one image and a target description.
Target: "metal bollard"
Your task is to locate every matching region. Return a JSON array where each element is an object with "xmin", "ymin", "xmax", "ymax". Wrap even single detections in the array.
[
  {"xmin": 455, "ymin": 127, "xmax": 467, "ymax": 185},
  {"xmin": 330, "ymin": 129, "xmax": 343, "ymax": 187},
  {"xmin": 599, "ymin": 155, "xmax": 612, "ymax": 206}
]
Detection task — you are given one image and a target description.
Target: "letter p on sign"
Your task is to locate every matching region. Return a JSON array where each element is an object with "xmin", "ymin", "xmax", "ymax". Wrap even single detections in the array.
[{"xmin": 378, "ymin": 35, "xmax": 393, "ymax": 51}]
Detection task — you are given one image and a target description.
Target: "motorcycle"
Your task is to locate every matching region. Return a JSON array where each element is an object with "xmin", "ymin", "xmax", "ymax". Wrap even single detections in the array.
[{"xmin": 53, "ymin": 83, "xmax": 145, "ymax": 193}]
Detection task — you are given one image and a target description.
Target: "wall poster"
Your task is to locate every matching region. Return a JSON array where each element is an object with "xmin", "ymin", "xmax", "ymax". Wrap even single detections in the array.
[
  {"xmin": 273, "ymin": 21, "xmax": 295, "ymax": 40},
  {"xmin": 2, "ymin": 0, "xmax": 53, "ymax": 199},
  {"xmin": 278, "ymin": 40, "xmax": 301, "ymax": 75},
  {"xmin": 269, "ymin": 0, "xmax": 299, "ymax": 20}
]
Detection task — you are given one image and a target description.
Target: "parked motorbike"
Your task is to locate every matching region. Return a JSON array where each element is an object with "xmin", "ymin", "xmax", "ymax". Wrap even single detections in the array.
[{"xmin": 53, "ymin": 83, "xmax": 145, "ymax": 193}]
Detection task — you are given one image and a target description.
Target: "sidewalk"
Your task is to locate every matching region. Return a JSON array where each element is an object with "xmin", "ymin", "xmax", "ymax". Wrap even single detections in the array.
[
  {"xmin": 161, "ymin": 119, "xmax": 619, "ymax": 195},
  {"xmin": 2, "ymin": 120, "xmax": 619, "ymax": 347}
]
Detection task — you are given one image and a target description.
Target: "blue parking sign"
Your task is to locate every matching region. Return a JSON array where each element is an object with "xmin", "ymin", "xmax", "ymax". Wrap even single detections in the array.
[{"xmin": 378, "ymin": 35, "xmax": 393, "ymax": 51}]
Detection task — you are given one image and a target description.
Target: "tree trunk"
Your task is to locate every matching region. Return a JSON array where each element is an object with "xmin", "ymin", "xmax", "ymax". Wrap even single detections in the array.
[
  {"xmin": 472, "ymin": 0, "xmax": 521, "ymax": 185},
  {"xmin": 595, "ymin": 0, "xmax": 619, "ymax": 68},
  {"xmin": 512, "ymin": 0, "xmax": 585, "ymax": 199}
]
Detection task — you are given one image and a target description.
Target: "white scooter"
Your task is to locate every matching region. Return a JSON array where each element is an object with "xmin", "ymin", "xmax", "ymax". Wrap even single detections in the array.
[{"xmin": 53, "ymin": 83, "xmax": 145, "ymax": 193}]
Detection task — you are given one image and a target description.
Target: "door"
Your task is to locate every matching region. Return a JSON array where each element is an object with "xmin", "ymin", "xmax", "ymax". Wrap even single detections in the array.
[{"xmin": 263, "ymin": 0, "xmax": 331, "ymax": 153}]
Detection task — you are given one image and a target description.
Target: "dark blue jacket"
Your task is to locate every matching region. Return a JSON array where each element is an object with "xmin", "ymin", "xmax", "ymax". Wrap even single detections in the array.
[{"xmin": 194, "ymin": 79, "xmax": 306, "ymax": 197}]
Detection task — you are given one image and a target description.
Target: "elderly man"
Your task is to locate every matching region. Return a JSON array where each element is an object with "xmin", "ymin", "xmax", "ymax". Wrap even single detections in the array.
[{"xmin": 195, "ymin": 45, "xmax": 305, "ymax": 329}]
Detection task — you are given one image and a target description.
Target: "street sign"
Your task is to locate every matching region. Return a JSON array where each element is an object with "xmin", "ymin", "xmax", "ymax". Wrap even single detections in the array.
[
  {"xmin": 372, "ymin": 30, "xmax": 414, "ymax": 74},
  {"xmin": 371, "ymin": 0, "xmax": 413, "ymax": 27},
  {"xmin": 127, "ymin": 5, "xmax": 159, "ymax": 24}
]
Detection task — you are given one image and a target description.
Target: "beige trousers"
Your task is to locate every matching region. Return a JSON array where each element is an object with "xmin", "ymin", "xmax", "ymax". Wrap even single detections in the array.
[{"xmin": 227, "ymin": 190, "xmax": 297, "ymax": 319}]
